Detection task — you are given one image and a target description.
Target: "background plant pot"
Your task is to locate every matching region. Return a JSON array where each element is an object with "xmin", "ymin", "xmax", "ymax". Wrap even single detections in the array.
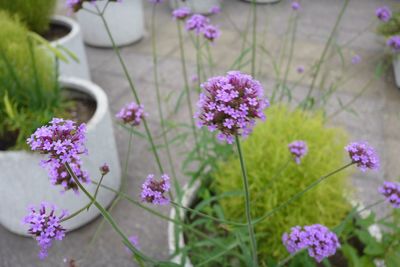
[
  {"xmin": 76, "ymin": 0, "xmax": 144, "ymax": 47},
  {"xmin": 50, "ymin": 15, "xmax": 91, "ymax": 80},
  {"xmin": 169, "ymin": 0, "xmax": 222, "ymax": 14},
  {"xmin": 241, "ymin": 0, "xmax": 282, "ymax": 3},
  {"xmin": 0, "ymin": 77, "xmax": 121, "ymax": 235},
  {"xmin": 393, "ymin": 56, "xmax": 400, "ymax": 88}
]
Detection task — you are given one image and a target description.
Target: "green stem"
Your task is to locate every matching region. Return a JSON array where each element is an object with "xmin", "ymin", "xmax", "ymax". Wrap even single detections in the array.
[
  {"xmin": 95, "ymin": 6, "xmax": 164, "ymax": 174},
  {"xmin": 235, "ymin": 135, "xmax": 258, "ymax": 267},
  {"xmin": 251, "ymin": 0, "xmax": 257, "ymax": 77},
  {"xmin": 87, "ymin": 174, "xmax": 105, "ymax": 210},
  {"xmin": 65, "ymin": 162, "xmax": 153, "ymax": 265},
  {"xmin": 301, "ymin": 0, "xmax": 350, "ymax": 110},
  {"xmin": 253, "ymin": 163, "xmax": 354, "ymax": 225},
  {"xmin": 176, "ymin": 19, "xmax": 200, "ymax": 158}
]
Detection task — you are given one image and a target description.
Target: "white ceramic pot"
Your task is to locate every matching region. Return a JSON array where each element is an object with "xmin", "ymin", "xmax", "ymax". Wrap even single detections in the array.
[
  {"xmin": 76, "ymin": 0, "xmax": 144, "ymax": 47},
  {"xmin": 393, "ymin": 56, "xmax": 400, "ymax": 88},
  {"xmin": 242, "ymin": 0, "xmax": 281, "ymax": 3},
  {"xmin": 0, "ymin": 77, "xmax": 121, "ymax": 235},
  {"xmin": 169, "ymin": 0, "xmax": 222, "ymax": 14},
  {"xmin": 51, "ymin": 16, "xmax": 91, "ymax": 80}
]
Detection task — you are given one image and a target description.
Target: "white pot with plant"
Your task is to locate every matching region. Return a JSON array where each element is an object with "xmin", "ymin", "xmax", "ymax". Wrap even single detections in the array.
[
  {"xmin": 169, "ymin": 0, "xmax": 222, "ymax": 14},
  {"xmin": 0, "ymin": 0, "xmax": 90, "ymax": 80},
  {"xmin": 75, "ymin": 0, "xmax": 144, "ymax": 47},
  {"xmin": 0, "ymin": 13, "xmax": 120, "ymax": 235}
]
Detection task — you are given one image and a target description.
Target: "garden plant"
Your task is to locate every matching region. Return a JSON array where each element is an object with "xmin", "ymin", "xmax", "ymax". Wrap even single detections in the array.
[{"xmin": 4, "ymin": 0, "xmax": 400, "ymax": 266}]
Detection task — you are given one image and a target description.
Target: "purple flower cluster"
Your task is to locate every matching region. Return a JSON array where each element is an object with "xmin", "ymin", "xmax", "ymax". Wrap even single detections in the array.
[
  {"xmin": 195, "ymin": 71, "xmax": 269, "ymax": 144},
  {"xmin": 387, "ymin": 36, "xmax": 400, "ymax": 53},
  {"xmin": 23, "ymin": 203, "xmax": 67, "ymax": 259},
  {"xmin": 203, "ymin": 25, "xmax": 220, "ymax": 42},
  {"xmin": 351, "ymin": 54, "xmax": 362, "ymax": 64},
  {"xmin": 379, "ymin": 181, "xmax": 400, "ymax": 208},
  {"xmin": 27, "ymin": 118, "xmax": 89, "ymax": 193},
  {"xmin": 297, "ymin": 65, "xmax": 305, "ymax": 74},
  {"xmin": 172, "ymin": 7, "xmax": 191, "ymax": 20},
  {"xmin": 376, "ymin": 6, "xmax": 392, "ymax": 22},
  {"xmin": 209, "ymin": 6, "xmax": 221, "ymax": 15},
  {"xmin": 66, "ymin": 0, "xmax": 122, "ymax": 13},
  {"xmin": 288, "ymin": 140, "xmax": 308, "ymax": 164},
  {"xmin": 345, "ymin": 141, "xmax": 379, "ymax": 172},
  {"xmin": 185, "ymin": 14, "xmax": 221, "ymax": 42},
  {"xmin": 116, "ymin": 102, "xmax": 146, "ymax": 126},
  {"xmin": 148, "ymin": 0, "xmax": 163, "ymax": 4},
  {"xmin": 99, "ymin": 163, "xmax": 110, "ymax": 176},
  {"xmin": 291, "ymin": 1, "xmax": 301, "ymax": 11},
  {"xmin": 140, "ymin": 174, "xmax": 171, "ymax": 205},
  {"xmin": 282, "ymin": 224, "xmax": 340, "ymax": 262}
]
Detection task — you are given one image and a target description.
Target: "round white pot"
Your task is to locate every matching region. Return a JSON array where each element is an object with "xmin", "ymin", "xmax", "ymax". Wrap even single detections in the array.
[
  {"xmin": 50, "ymin": 16, "xmax": 91, "ymax": 80},
  {"xmin": 393, "ymin": 56, "xmax": 400, "ymax": 88},
  {"xmin": 169, "ymin": 0, "xmax": 222, "ymax": 14},
  {"xmin": 76, "ymin": 0, "xmax": 144, "ymax": 47},
  {"xmin": 242, "ymin": 0, "xmax": 282, "ymax": 3},
  {"xmin": 0, "ymin": 77, "xmax": 121, "ymax": 235}
]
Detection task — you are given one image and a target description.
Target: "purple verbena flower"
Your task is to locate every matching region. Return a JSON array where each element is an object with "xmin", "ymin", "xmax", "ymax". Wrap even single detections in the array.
[
  {"xmin": 376, "ymin": 6, "xmax": 392, "ymax": 22},
  {"xmin": 203, "ymin": 24, "xmax": 220, "ymax": 42},
  {"xmin": 148, "ymin": 0, "xmax": 163, "ymax": 4},
  {"xmin": 27, "ymin": 118, "xmax": 89, "ymax": 193},
  {"xmin": 210, "ymin": 6, "xmax": 221, "ymax": 15},
  {"xmin": 379, "ymin": 181, "xmax": 400, "ymax": 208},
  {"xmin": 297, "ymin": 65, "xmax": 305, "ymax": 74},
  {"xmin": 116, "ymin": 102, "xmax": 146, "ymax": 126},
  {"xmin": 125, "ymin": 235, "xmax": 140, "ymax": 253},
  {"xmin": 185, "ymin": 14, "xmax": 210, "ymax": 34},
  {"xmin": 345, "ymin": 141, "xmax": 379, "ymax": 172},
  {"xmin": 99, "ymin": 163, "xmax": 110, "ymax": 176},
  {"xmin": 66, "ymin": 0, "xmax": 82, "ymax": 12},
  {"xmin": 141, "ymin": 174, "xmax": 170, "ymax": 205},
  {"xmin": 291, "ymin": 1, "xmax": 301, "ymax": 11},
  {"xmin": 288, "ymin": 140, "xmax": 308, "ymax": 164},
  {"xmin": 351, "ymin": 54, "xmax": 362, "ymax": 64},
  {"xmin": 387, "ymin": 36, "xmax": 400, "ymax": 53},
  {"xmin": 23, "ymin": 203, "xmax": 67, "ymax": 259},
  {"xmin": 172, "ymin": 7, "xmax": 191, "ymax": 20},
  {"xmin": 282, "ymin": 224, "xmax": 340, "ymax": 263},
  {"xmin": 195, "ymin": 71, "xmax": 269, "ymax": 144}
]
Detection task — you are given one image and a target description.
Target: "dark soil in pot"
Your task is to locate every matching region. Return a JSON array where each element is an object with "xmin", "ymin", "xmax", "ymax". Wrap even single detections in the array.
[{"xmin": 41, "ymin": 21, "xmax": 71, "ymax": 42}]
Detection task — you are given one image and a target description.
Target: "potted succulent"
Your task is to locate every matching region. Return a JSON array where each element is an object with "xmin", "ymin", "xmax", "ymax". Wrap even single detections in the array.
[
  {"xmin": 169, "ymin": 0, "xmax": 223, "ymax": 14},
  {"xmin": 74, "ymin": 0, "xmax": 145, "ymax": 47},
  {"xmin": 0, "ymin": 12, "xmax": 120, "ymax": 235},
  {"xmin": 0, "ymin": 0, "xmax": 90, "ymax": 80}
]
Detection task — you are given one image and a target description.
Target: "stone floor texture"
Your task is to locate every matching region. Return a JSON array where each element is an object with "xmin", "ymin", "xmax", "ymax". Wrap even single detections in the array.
[{"xmin": 1, "ymin": 0, "xmax": 400, "ymax": 266}]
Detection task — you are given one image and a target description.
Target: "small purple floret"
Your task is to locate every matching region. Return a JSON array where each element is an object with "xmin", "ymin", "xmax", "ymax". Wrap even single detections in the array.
[
  {"xmin": 387, "ymin": 36, "xmax": 400, "ymax": 53},
  {"xmin": 195, "ymin": 71, "xmax": 269, "ymax": 144},
  {"xmin": 23, "ymin": 203, "xmax": 67, "ymax": 259},
  {"xmin": 282, "ymin": 224, "xmax": 340, "ymax": 263},
  {"xmin": 116, "ymin": 102, "xmax": 146, "ymax": 126},
  {"xmin": 172, "ymin": 7, "xmax": 191, "ymax": 20},
  {"xmin": 297, "ymin": 66, "xmax": 305, "ymax": 74},
  {"xmin": 203, "ymin": 24, "xmax": 220, "ymax": 42},
  {"xmin": 141, "ymin": 174, "xmax": 171, "ymax": 205},
  {"xmin": 345, "ymin": 141, "xmax": 379, "ymax": 172},
  {"xmin": 288, "ymin": 140, "xmax": 308, "ymax": 164},
  {"xmin": 351, "ymin": 54, "xmax": 362, "ymax": 64},
  {"xmin": 210, "ymin": 6, "xmax": 221, "ymax": 15},
  {"xmin": 379, "ymin": 181, "xmax": 400, "ymax": 208},
  {"xmin": 291, "ymin": 1, "xmax": 301, "ymax": 11},
  {"xmin": 185, "ymin": 14, "xmax": 210, "ymax": 34},
  {"xmin": 376, "ymin": 6, "xmax": 392, "ymax": 22}
]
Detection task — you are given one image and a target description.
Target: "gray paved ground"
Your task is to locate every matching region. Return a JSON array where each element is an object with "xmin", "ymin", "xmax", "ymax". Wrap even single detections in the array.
[{"xmin": 1, "ymin": 0, "xmax": 400, "ymax": 266}]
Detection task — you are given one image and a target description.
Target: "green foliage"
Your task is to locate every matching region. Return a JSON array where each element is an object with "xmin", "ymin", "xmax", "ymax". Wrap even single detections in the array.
[
  {"xmin": 0, "ymin": 0, "xmax": 57, "ymax": 34},
  {"xmin": 212, "ymin": 105, "xmax": 352, "ymax": 262},
  {"xmin": 0, "ymin": 11, "xmax": 63, "ymax": 150},
  {"xmin": 377, "ymin": 13, "xmax": 400, "ymax": 37}
]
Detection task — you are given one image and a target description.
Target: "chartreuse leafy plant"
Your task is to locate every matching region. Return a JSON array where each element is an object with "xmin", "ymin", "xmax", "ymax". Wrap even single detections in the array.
[
  {"xmin": 0, "ymin": 0, "xmax": 57, "ymax": 34},
  {"xmin": 0, "ymin": 11, "xmax": 63, "ymax": 150},
  {"xmin": 212, "ymin": 105, "xmax": 352, "ymax": 262}
]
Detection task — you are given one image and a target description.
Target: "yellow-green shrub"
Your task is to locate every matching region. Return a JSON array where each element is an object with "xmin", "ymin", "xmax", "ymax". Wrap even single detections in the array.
[{"xmin": 212, "ymin": 105, "xmax": 352, "ymax": 262}]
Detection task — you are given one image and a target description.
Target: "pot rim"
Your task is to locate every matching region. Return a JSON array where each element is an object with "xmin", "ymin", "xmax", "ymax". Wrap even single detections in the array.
[
  {"xmin": 0, "ymin": 77, "xmax": 108, "ymax": 155},
  {"xmin": 50, "ymin": 15, "xmax": 81, "ymax": 46}
]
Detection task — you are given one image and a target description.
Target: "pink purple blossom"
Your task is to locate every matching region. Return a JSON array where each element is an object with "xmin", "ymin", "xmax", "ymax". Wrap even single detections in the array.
[
  {"xmin": 172, "ymin": 7, "xmax": 191, "ymax": 20},
  {"xmin": 66, "ymin": 0, "xmax": 122, "ymax": 13},
  {"xmin": 210, "ymin": 6, "xmax": 221, "ymax": 15},
  {"xmin": 203, "ymin": 24, "xmax": 220, "ymax": 42},
  {"xmin": 291, "ymin": 1, "xmax": 301, "ymax": 11},
  {"xmin": 345, "ymin": 141, "xmax": 379, "ymax": 172},
  {"xmin": 376, "ymin": 6, "xmax": 392, "ymax": 22},
  {"xmin": 116, "ymin": 102, "xmax": 146, "ymax": 126},
  {"xmin": 185, "ymin": 14, "xmax": 210, "ymax": 34},
  {"xmin": 351, "ymin": 54, "xmax": 362, "ymax": 64},
  {"xmin": 195, "ymin": 71, "xmax": 269, "ymax": 144},
  {"xmin": 387, "ymin": 36, "xmax": 400, "ymax": 53},
  {"xmin": 125, "ymin": 235, "xmax": 140, "ymax": 253},
  {"xmin": 148, "ymin": 0, "xmax": 163, "ymax": 4},
  {"xmin": 282, "ymin": 224, "xmax": 340, "ymax": 262},
  {"xmin": 297, "ymin": 66, "xmax": 305, "ymax": 74},
  {"xmin": 141, "ymin": 174, "xmax": 170, "ymax": 205},
  {"xmin": 23, "ymin": 203, "xmax": 67, "ymax": 259},
  {"xmin": 288, "ymin": 140, "xmax": 308, "ymax": 164},
  {"xmin": 99, "ymin": 163, "xmax": 110, "ymax": 176},
  {"xmin": 379, "ymin": 181, "xmax": 400, "ymax": 208},
  {"xmin": 27, "ymin": 118, "xmax": 89, "ymax": 193}
]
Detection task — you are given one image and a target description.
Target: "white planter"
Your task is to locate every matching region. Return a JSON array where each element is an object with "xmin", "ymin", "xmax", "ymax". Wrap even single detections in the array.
[
  {"xmin": 51, "ymin": 16, "xmax": 91, "ymax": 80},
  {"xmin": 169, "ymin": 0, "xmax": 222, "ymax": 14},
  {"xmin": 393, "ymin": 56, "xmax": 400, "ymax": 88},
  {"xmin": 76, "ymin": 0, "xmax": 144, "ymax": 47},
  {"xmin": 0, "ymin": 77, "xmax": 121, "ymax": 235},
  {"xmin": 242, "ymin": 0, "xmax": 281, "ymax": 3}
]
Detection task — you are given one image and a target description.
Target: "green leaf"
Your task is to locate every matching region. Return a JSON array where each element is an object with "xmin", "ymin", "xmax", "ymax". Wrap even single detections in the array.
[
  {"xmin": 28, "ymin": 32, "xmax": 69, "ymax": 62},
  {"xmin": 341, "ymin": 243, "xmax": 362, "ymax": 267}
]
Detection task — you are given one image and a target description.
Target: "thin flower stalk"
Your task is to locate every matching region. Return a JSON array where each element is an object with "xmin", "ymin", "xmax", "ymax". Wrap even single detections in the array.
[{"xmin": 251, "ymin": 0, "xmax": 257, "ymax": 77}]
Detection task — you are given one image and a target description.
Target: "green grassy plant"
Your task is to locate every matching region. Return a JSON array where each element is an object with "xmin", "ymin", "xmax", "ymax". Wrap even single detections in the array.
[
  {"xmin": 0, "ymin": 11, "xmax": 63, "ymax": 150},
  {"xmin": 212, "ymin": 105, "xmax": 352, "ymax": 262},
  {"xmin": 0, "ymin": 0, "xmax": 57, "ymax": 34}
]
